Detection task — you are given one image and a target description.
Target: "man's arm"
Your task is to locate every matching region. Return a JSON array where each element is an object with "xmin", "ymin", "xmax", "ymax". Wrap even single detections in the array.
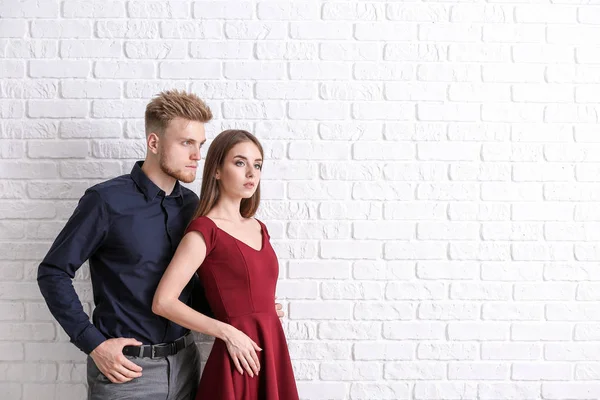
[{"xmin": 37, "ymin": 189, "xmax": 109, "ymax": 354}]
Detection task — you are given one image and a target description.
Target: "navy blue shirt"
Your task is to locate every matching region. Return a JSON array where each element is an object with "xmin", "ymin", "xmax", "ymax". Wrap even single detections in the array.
[{"xmin": 38, "ymin": 161, "xmax": 208, "ymax": 354}]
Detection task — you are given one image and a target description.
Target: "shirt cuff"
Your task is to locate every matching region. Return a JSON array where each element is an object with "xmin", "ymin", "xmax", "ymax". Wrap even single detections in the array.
[{"xmin": 74, "ymin": 324, "xmax": 107, "ymax": 355}]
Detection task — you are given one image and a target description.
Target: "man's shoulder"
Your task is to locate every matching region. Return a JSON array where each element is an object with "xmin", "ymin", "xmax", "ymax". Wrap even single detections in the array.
[
  {"xmin": 86, "ymin": 174, "xmax": 133, "ymax": 201},
  {"xmin": 180, "ymin": 185, "xmax": 199, "ymax": 203}
]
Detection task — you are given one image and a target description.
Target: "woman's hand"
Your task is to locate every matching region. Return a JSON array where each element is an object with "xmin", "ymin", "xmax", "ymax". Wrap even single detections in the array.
[{"xmin": 222, "ymin": 325, "xmax": 262, "ymax": 377}]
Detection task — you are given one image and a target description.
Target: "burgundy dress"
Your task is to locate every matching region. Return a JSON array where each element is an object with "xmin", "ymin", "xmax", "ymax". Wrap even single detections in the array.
[{"xmin": 185, "ymin": 216, "xmax": 299, "ymax": 400}]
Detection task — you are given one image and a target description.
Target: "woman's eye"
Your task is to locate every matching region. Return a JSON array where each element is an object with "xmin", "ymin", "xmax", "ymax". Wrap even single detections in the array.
[
  {"xmin": 235, "ymin": 161, "xmax": 245, "ymax": 166},
  {"xmin": 255, "ymin": 164, "xmax": 262, "ymax": 170}
]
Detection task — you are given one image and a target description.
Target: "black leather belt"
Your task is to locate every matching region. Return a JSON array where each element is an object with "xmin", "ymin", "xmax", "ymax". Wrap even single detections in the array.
[{"xmin": 122, "ymin": 332, "xmax": 194, "ymax": 359}]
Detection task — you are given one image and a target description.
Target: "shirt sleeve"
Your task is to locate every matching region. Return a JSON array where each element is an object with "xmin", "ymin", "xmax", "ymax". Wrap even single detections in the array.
[
  {"xmin": 37, "ymin": 189, "xmax": 110, "ymax": 354},
  {"xmin": 185, "ymin": 217, "xmax": 217, "ymax": 255}
]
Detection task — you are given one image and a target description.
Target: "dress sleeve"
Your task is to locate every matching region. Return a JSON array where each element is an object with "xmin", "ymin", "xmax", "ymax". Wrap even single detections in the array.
[
  {"xmin": 258, "ymin": 219, "xmax": 270, "ymax": 240},
  {"xmin": 185, "ymin": 217, "xmax": 217, "ymax": 254}
]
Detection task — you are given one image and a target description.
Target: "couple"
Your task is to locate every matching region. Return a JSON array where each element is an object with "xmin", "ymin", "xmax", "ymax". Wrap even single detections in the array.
[{"xmin": 37, "ymin": 90, "xmax": 299, "ymax": 400}]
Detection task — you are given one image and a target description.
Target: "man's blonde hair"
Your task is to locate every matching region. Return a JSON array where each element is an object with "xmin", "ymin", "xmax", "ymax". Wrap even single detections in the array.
[{"xmin": 145, "ymin": 90, "xmax": 213, "ymax": 136}]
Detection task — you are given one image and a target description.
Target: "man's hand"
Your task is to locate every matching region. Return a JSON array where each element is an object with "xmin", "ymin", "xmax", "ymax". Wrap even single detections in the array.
[
  {"xmin": 275, "ymin": 296, "xmax": 285, "ymax": 318},
  {"xmin": 90, "ymin": 338, "xmax": 144, "ymax": 383}
]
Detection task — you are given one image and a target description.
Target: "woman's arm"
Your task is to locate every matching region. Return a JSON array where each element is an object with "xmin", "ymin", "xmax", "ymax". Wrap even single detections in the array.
[
  {"xmin": 152, "ymin": 231, "xmax": 226, "ymax": 338},
  {"xmin": 152, "ymin": 231, "xmax": 261, "ymax": 377}
]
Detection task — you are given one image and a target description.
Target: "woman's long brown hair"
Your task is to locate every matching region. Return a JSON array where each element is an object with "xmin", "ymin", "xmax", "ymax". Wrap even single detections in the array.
[{"xmin": 191, "ymin": 129, "xmax": 264, "ymax": 220}]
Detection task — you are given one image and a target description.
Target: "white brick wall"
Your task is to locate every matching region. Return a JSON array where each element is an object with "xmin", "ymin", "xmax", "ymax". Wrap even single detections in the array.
[{"xmin": 1, "ymin": 0, "xmax": 599, "ymax": 399}]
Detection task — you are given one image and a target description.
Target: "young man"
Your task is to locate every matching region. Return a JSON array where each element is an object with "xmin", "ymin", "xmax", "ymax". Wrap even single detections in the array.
[{"xmin": 37, "ymin": 90, "xmax": 283, "ymax": 399}]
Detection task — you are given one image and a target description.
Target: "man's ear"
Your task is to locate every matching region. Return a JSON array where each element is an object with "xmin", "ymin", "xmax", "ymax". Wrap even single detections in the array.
[{"xmin": 147, "ymin": 132, "xmax": 160, "ymax": 155}]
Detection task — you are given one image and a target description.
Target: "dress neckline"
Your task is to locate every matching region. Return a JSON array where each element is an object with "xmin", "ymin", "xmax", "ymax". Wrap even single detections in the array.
[{"xmin": 203, "ymin": 216, "xmax": 265, "ymax": 252}]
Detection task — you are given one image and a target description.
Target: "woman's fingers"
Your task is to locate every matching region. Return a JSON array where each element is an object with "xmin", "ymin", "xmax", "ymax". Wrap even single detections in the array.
[
  {"xmin": 232, "ymin": 355, "xmax": 244, "ymax": 375},
  {"xmin": 239, "ymin": 355, "xmax": 254, "ymax": 377}
]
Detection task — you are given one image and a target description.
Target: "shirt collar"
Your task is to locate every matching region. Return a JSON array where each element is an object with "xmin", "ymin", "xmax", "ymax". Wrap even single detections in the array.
[{"xmin": 130, "ymin": 161, "xmax": 183, "ymax": 201}]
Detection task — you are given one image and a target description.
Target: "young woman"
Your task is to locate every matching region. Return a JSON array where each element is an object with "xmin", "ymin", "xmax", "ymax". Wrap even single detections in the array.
[{"xmin": 152, "ymin": 130, "xmax": 299, "ymax": 400}]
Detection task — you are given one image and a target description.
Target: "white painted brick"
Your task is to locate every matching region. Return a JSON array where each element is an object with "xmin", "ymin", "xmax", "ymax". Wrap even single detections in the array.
[
  {"xmin": 3, "ymin": 80, "xmax": 57, "ymax": 99},
  {"xmin": 0, "ymin": 61, "xmax": 24, "ymax": 78},
  {"xmin": 92, "ymin": 100, "xmax": 146, "ymax": 118},
  {"xmin": 419, "ymin": 24, "xmax": 480, "ymax": 42},
  {"xmin": 418, "ymin": 63, "xmax": 480, "ymax": 82},
  {"xmin": 385, "ymin": 362, "xmax": 446, "ymax": 380},
  {"xmin": 449, "ymin": 83, "xmax": 510, "ymax": 102},
  {"xmin": 320, "ymin": 361, "xmax": 381, "ymax": 381},
  {"xmin": 483, "ymin": 64, "xmax": 544, "ymax": 83},
  {"xmin": 448, "ymin": 362, "xmax": 509, "ymax": 380},
  {"xmin": 224, "ymin": 61, "xmax": 285, "ymax": 80},
  {"xmin": 62, "ymin": 1, "xmax": 125, "ymax": 18},
  {"xmin": 417, "ymin": 342, "xmax": 478, "ymax": 361},
  {"xmin": 355, "ymin": 62, "xmax": 414, "ymax": 81},
  {"xmin": 320, "ymin": 241, "xmax": 381, "ymax": 260},
  {"xmin": 385, "ymin": 43, "xmax": 447, "ymax": 62},
  {"xmin": 320, "ymin": 162, "xmax": 382, "ymax": 181},
  {"xmin": 290, "ymin": 301, "xmax": 351, "ymax": 320},
  {"xmin": 386, "ymin": 281, "xmax": 445, "ymax": 300},
  {"xmin": 5, "ymin": 40, "xmax": 57, "ymax": 58},
  {"xmin": 418, "ymin": 143, "xmax": 480, "ymax": 161},
  {"xmin": 31, "ymin": 20, "xmax": 91, "ymax": 38},
  {"xmin": 0, "ymin": 19, "xmax": 27, "ymax": 38},
  {"xmin": 512, "ymin": 362, "xmax": 572, "ymax": 381},
  {"xmin": 223, "ymin": 101, "xmax": 284, "ymax": 120},
  {"xmin": 451, "ymin": 5, "xmax": 513, "ymax": 23},
  {"xmin": 193, "ymin": 2, "xmax": 253, "ymax": 20},
  {"xmin": 353, "ymin": 261, "xmax": 414, "ymax": 281},
  {"xmin": 545, "ymin": 343, "xmax": 600, "ymax": 361},
  {"xmin": 383, "ymin": 241, "xmax": 447, "ymax": 260},
  {"xmin": 386, "ymin": 82, "xmax": 447, "ymax": 101},
  {"xmin": 384, "ymin": 163, "xmax": 446, "ymax": 181},
  {"xmin": 511, "ymin": 322, "xmax": 572, "ymax": 341},
  {"xmin": 354, "ymin": 302, "xmax": 414, "ymax": 321},
  {"xmin": 224, "ymin": 21, "xmax": 285, "ymax": 40},
  {"xmin": 354, "ymin": 342, "xmax": 414, "ymax": 361},
  {"xmin": 417, "ymin": 103, "xmax": 480, "ymax": 122},
  {"xmin": 448, "ymin": 322, "xmax": 510, "ymax": 340},
  {"xmin": 575, "ymin": 363, "xmax": 600, "ymax": 380},
  {"xmin": 416, "ymin": 261, "xmax": 479, "ymax": 279},
  {"xmin": 97, "ymin": 20, "xmax": 159, "ymax": 39},
  {"xmin": 383, "ymin": 322, "xmax": 446, "ymax": 340},
  {"xmin": 483, "ymin": 24, "xmax": 545, "ymax": 43},
  {"xmin": 449, "ymin": 203, "xmax": 510, "ymax": 221},
  {"xmin": 482, "ymin": 222, "xmax": 543, "ymax": 241},
  {"xmin": 355, "ymin": 22, "xmax": 416, "ymax": 41},
  {"xmin": 29, "ymin": 60, "xmax": 90, "ymax": 78},
  {"xmin": 60, "ymin": 39, "xmax": 121, "ymax": 59},
  {"xmin": 288, "ymin": 260, "xmax": 349, "ymax": 279},
  {"xmin": 162, "ymin": 21, "xmax": 222, "ymax": 39},
  {"xmin": 257, "ymin": 2, "xmax": 318, "ymax": 20},
  {"xmin": 288, "ymin": 342, "xmax": 351, "ymax": 361},
  {"xmin": 418, "ymin": 302, "xmax": 479, "ymax": 321},
  {"xmin": 289, "ymin": 101, "xmax": 348, "ymax": 120},
  {"xmin": 27, "ymin": 100, "xmax": 88, "ymax": 119},
  {"xmin": 128, "ymin": 1, "xmax": 189, "ymax": 19},
  {"xmin": 418, "ymin": 183, "xmax": 479, "ymax": 201},
  {"xmin": 256, "ymin": 42, "xmax": 317, "ymax": 60},
  {"xmin": 318, "ymin": 322, "xmax": 380, "ymax": 340},
  {"xmin": 353, "ymin": 142, "xmax": 413, "ymax": 160},
  {"xmin": 450, "ymin": 282, "xmax": 511, "ymax": 300},
  {"xmin": 481, "ymin": 342, "xmax": 542, "ymax": 360},
  {"xmin": 125, "ymin": 41, "xmax": 187, "ymax": 59},
  {"xmin": 414, "ymin": 382, "xmax": 477, "ymax": 400},
  {"xmin": 61, "ymin": 81, "xmax": 121, "ymax": 99},
  {"xmin": 478, "ymin": 383, "xmax": 541, "ymax": 400},
  {"xmin": 296, "ymin": 382, "xmax": 349, "ymax": 400},
  {"xmin": 289, "ymin": 142, "xmax": 349, "ymax": 160}
]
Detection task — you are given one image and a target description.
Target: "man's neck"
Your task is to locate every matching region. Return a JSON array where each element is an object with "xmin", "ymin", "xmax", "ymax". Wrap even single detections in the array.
[{"xmin": 141, "ymin": 159, "xmax": 177, "ymax": 196}]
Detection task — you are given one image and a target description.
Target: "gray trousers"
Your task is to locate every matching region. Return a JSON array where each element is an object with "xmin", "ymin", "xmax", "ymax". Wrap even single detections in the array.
[{"xmin": 87, "ymin": 343, "xmax": 200, "ymax": 400}]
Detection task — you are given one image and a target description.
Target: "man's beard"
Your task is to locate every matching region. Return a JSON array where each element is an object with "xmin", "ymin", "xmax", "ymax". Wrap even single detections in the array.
[{"xmin": 159, "ymin": 155, "xmax": 195, "ymax": 183}]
